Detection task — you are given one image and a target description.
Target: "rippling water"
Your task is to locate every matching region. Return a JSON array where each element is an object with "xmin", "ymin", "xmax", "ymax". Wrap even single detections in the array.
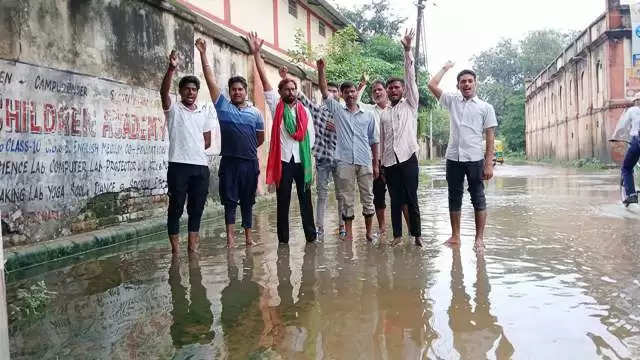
[{"xmin": 6, "ymin": 164, "xmax": 640, "ymax": 359}]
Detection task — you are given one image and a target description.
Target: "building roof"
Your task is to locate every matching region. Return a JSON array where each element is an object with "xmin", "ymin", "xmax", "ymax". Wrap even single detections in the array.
[{"xmin": 305, "ymin": 0, "xmax": 352, "ymax": 29}]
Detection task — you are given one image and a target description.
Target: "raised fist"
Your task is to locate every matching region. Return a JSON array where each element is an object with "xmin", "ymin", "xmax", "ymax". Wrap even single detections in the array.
[
  {"xmin": 169, "ymin": 50, "xmax": 179, "ymax": 69},
  {"xmin": 195, "ymin": 38, "xmax": 207, "ymax": 54}
]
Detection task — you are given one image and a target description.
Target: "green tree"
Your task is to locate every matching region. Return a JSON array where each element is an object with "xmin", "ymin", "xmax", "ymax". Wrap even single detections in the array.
[
  {"xmin": 337, "ymin": 0, "xmax": 407, "ymax": 38},
  {"xmin": 520, "ymin": 29, "xmax": 578, "ymax": 79},
  {"xmin": 500, "ymin": 90, "xmax": 526, "ymax": 152}
]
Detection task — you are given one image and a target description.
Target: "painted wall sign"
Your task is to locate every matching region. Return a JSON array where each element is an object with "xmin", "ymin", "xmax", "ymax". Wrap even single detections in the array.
[{"xmin": 0, "ymin": 60, "xmax": 171, "ymax": 214}]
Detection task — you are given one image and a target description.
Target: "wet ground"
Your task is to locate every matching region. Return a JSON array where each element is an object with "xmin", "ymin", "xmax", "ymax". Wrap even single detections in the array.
[{"xmin": 6, "ymin": 164, "xmax": 640, "ymax": 359}]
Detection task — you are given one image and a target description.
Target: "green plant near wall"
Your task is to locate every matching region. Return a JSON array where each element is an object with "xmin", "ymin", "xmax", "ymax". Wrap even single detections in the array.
[{"xmin": 9, "ymin": 281, "xmax": 56, "ymax": 324}]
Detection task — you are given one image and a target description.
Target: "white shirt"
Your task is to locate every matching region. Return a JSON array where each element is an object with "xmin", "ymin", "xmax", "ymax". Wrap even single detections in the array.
[
  {"xmin": 440, "ymin": 92, "xmax": 498, "ymax": 162},
  {"xmin": 380, "ymin": 51, "xmax": 420, "ymax": 167},
  {"xmin": 265, "ymin": 90, "xmax": 315, "ymax": 163},
  {"xmin": 611, "ymin": 106, "xmax": 640, "ymax": 142},
  {"xmin": 164, "ymin": 101, "xmax": 216, "ymax": 166}
]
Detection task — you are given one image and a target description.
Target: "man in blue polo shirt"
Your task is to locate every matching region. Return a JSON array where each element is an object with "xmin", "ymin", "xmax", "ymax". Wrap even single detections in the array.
[{"xmin": 195, "ymin": 38, "xmax": 265, "ymax": 248}]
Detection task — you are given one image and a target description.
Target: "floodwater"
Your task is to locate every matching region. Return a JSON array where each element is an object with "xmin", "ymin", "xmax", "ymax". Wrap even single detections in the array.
[{"xmin": 6, "ymin": 164, "xmax": 640, "ymax": 359}]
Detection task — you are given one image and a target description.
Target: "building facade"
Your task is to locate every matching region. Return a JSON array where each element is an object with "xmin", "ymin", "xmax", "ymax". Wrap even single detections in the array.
[
  {"xmin": 525, "ymin": 0, "xmax": 634, "ymax": 163},
  {"xmin": 0, "ymin": 0, "xmax": 348, "ymax": 248}
]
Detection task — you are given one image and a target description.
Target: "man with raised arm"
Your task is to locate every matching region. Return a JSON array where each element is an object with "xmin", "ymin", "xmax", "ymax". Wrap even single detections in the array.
[
  {"xmin": 277, "ymin": 66, "xmax": 345, "ymax": 238},
  {"xmin": 316, "ymin": 58, "xmax": 379, "ymax": 242},
  {"xmin": 160, "ymin": 43, "xmax": 216, "ymax": 254},
  {"xmin": 379, "ymin": 29, "xmax": 423, "ymax": 247},
  {"xmin": 194, "ymin": 38, "xmax": 265, "ymax": 248},
  {"xmin": 428, "ymin": 61, "xmax": 497, "ymax": 254},
  {"xmin": 247, "ymin": 32, "xmax": 317, "ymax": 244},
  {"xmin": 357, "ymin": 73, "xmax": 393, "ymax": 236}
]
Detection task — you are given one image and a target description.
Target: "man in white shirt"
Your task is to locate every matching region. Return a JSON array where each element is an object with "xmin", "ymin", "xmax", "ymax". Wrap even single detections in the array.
[
  {"xmin": 160, "ymin": 44, "xmax": 216, "ymax": 254},
  {"xmin": 428, "ymin": 61, "xmax": 498, "ymax": 253},
  {"xmin": 379, "ymin": 29, "xmax": 423, "ymax": 246},
  {"xmin": 358, "ymin": 76, "xmax": 394, "ymax": 236},
  {"xmin": 248, "ymin": 32, "xmax": 317, "ymax": 244},
  {"xmin": 610, "ymin": 92, "xmax": 640, "ymax": 205}
]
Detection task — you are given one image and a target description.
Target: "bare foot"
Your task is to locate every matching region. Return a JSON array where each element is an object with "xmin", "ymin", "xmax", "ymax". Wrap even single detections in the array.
[
  {"xmin": 414, "ymin": 237, "xmax": 422, "ymax": 247},
  {"xmin": 445, "ymin": 236, "xmax": 461, "ymax": 246},
  {"xmin": 390, "ymin": 237, "xmax": 402, "ymax": 247},
  {"xmin": 366, "ymin": 232, "xmax": 376, "ymax": 242},
  {"xmin": 245, "ymin": 239, "xmax": 258, "ymax": 247}
]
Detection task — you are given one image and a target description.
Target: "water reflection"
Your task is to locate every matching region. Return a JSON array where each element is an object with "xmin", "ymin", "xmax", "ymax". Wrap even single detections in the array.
[
  {"xmin": 448, "ymin": 248, "xmax": 513, "ymax": 359},
  {"xmin": 168, "ymin": 253, "xmax": 215, "ymax": 348},
  {"xmin": 6, "ymin": 164, "xmax": 640, "ymax": 359}
]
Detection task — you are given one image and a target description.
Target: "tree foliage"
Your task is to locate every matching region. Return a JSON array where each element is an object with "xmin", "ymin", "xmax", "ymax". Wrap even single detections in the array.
[
  {"xmin": 337, "ymin": 0, "xmax": 407, "ymax": 39},
  {"xmin": 472, "ymin": 29, "xmax": 577, "ymax": 152}
]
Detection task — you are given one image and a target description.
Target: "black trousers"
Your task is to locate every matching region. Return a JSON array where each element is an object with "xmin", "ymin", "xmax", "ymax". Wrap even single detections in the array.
[
  {"xmin": 384, "ymin": 153, "xmax": 421, "ymax": 238},
  {"xmin": 167, "ymin": 162, "xmax": 210, "ymax": 235},
  {"xmin": 276, "ymin": 158, "xmax": 316, "ymax": 243},
  {"xmin": 373, "ymin": 167, "xmax": 387, "ymax": 210},
  {"xmin": 218, "ymin": 157, "xmax": 259, "ymax": 228},
  {"xmin": 446, "ymin": 159, "xmax": 486, "ymax": 212}
]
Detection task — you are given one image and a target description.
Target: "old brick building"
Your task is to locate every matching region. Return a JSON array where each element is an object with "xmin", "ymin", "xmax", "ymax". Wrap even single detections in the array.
[{"xmin": 525, "ymin": 0, "xmax": 636, "ymax": 163}]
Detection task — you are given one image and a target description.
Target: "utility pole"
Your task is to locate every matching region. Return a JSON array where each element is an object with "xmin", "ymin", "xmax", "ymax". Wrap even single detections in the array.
[
  {"xmin": 0, "ymin": 209, "xmax": 9, "ymax": 360},
  {"xmin": 414, "ymin": 0, "xmax": 425, "ymax": 80},
  {"xmin": 429, "ymin": 111, "xmax": 434, "ymax": 160}
]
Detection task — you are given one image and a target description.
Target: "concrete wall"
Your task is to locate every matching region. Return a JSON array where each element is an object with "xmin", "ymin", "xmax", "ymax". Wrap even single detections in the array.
[
  {"xmin": 525, "ymin": 4, "xmax": 632, "ymax": 163},
  {"xmin": 0, "ymin": 0, "xmax": 320, "ymax": 249}
]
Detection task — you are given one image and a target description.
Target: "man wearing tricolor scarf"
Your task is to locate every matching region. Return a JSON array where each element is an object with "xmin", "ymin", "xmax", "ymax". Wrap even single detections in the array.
[{"xmin": 249, "ymin": 32, "xmax": 317, "ymax": 244}]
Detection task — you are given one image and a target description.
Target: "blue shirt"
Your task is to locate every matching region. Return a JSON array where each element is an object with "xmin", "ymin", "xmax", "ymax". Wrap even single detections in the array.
[
  {"xmin": 215, "ymin": 94, "xmax": 264, "ymax": 160},
  {"xmin": 324, "ymin": 97, "xmax": 378, "ymax": 166}
]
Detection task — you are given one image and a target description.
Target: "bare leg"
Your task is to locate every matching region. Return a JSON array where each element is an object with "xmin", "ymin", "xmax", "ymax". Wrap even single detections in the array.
[
  {"xmin": 244, "ymin": 228, "xmax": 257, "ymax": 246},
  {"xmin": 226, "ymin": 224, "xmax": 235, "ymax": 248},
  {"xmin": 344, "ymin": 219, "xmax": 353, "ymax": 241},
  {"xmin": 446, "ymin": 211, "xmax": 461, "ymax": 245},
  {"xmin": 187, "ymin": 232, "xmax": 200, "ymax": 253},
  {"xmin": 473, "ymin": 210, "xmax": 487, "ymax": 254},
  {"xmin": 365, "ymin": 216, "xmax": 374, "ymax": 241},
  {"xmin": 169, "ymin": 234, "xmax": 180, "ymax": 254},
  {"xmin": 376, "ymin": 208, "xmax": 386, "ymax": 235}
]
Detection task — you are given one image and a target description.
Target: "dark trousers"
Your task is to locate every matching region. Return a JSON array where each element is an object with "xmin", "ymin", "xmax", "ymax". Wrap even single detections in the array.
[
  {"xmin": 167, "ymin": 162, "xmax": 210, "ymax": 235},
  {"xmin": 622, "ymin": 136, "xmax": 640, "ymax": 196},
  {"xmin": 385, "ymin": 153, "xmax": 421, "ymax": 238},
  {"xmin": 446, "ymin": 159, "xmax": 486, "ymax": 212},
  {"xmin": 276, "ymin": 158, "xmax": 316, "ymax": 243},
  {"xmin": 218, "ymin": 157, "xmax": 259, "ymax": 228},
  {"xmin": 373, "ymin": 168, "xmax": 387, "ymax": 210}
]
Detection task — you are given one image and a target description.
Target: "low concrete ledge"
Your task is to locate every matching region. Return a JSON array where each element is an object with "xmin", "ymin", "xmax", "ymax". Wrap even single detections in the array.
[{"xmin": 4, "ymin": 193, "xmax": 275, "ymax": 272}]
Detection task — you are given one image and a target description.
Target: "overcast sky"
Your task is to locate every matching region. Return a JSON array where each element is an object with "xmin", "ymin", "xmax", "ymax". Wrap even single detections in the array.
[{"xmin": 328, "ymin": 0, "xmax": 617, "ymax": 91}]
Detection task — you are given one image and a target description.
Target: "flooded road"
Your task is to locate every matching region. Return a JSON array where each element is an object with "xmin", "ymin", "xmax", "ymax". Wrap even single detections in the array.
[{"xmin": 6, "ymin": 164, "xmax": 640, "ymax": 359}]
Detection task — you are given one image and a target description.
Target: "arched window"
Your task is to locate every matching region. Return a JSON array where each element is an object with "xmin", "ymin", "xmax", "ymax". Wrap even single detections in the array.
[
  {"xmin": 569, "ymin": 80, "xmax": 573, "ymax": 106},
  {"xmin": 596, "ymin": 61, "xmax": 603, "ymax": 94},
  {"xmin": 580, "ymin": 71, "xmax": 585, "ymax": 100}
]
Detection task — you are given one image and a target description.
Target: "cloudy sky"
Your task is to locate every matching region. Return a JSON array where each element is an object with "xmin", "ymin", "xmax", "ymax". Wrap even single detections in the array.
[{"xmin": 328, "ymin": 0, "xmax": 621, "ymax": 90}]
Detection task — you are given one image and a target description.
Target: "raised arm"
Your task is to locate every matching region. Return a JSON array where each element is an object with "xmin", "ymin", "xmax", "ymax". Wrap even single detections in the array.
[
  {"xmin": 195, "ymin": 38, "xmax": 221, "ymax": 102},
  {"xmin": 357, "ymin": 73, "xmax": 368, "ymax": 103},
  {"xmin": 160, "ymin": 50, "xmax": 178, "ymax": 110},
  {"xmin": 247, "ymin": 32, "xmax": 272, "ymax": 92},
  {"xmin": 400, "ymin": 29, "xmax": 419, "ymax": 109},
  {"xmin": 317, "ymin": 58, "xmax": 329, "ymax": 99},
  {"xmin": 428, "ymin": 61, "xmax": 455, "ymax": 100}
]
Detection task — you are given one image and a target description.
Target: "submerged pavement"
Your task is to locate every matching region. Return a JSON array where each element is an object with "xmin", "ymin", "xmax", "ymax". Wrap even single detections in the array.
[{"xmin": 6, "ymin": 164, "xmax": 640, "ymax": 359}]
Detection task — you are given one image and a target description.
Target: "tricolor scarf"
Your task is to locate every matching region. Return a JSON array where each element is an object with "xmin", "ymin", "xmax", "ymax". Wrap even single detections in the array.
[{"xmin": 266, "ymin": 100, "xmax": 312, "ymax": 188}]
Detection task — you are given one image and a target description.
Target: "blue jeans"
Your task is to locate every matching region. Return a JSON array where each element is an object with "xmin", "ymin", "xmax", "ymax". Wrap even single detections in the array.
[
  {"xmin": 315, "ymin": 160, "xmax": 344, "ymax": 231},
  {"xmin": 622, "ymin": 136, "xmax": 640, "ymax": 197}
]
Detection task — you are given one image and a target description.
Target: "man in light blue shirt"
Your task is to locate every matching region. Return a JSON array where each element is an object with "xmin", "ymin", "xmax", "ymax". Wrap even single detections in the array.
[
  {"xmin": 317, "ymin": 58, "xmax": 379, "ymax": 242},
  {"xmin": 611, "ymin": 93, "xmax": 640, "ymax": 205}
]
